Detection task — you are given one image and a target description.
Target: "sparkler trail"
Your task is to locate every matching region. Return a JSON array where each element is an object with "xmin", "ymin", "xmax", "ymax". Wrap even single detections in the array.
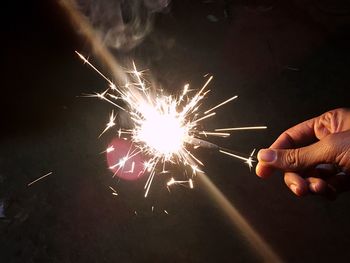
[
  {"xmin": 204, "ymin": 95, "xmax": 238, "ymax": 114},
  {"xmin": 167, "ymin": 177, "xmax": 194, "ymax": 189},
  {"xmin": 215, "ymin": 126, "xmax": 267, "ymax": 131},
  {"xmin": 27, "ymin": 172, "xmax": 53, "ymax": 187},
  {"xmin": 76, "ymin": 51, "xmax": 266, "ymax": 196}
]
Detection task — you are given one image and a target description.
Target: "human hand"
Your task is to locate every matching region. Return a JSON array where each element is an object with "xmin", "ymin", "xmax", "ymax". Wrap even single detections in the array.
[{"xmin": 256, "ymin": 108, "xmax": 350, "ymax": 198}]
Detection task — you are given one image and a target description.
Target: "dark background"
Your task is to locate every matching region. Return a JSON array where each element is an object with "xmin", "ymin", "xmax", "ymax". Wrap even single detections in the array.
[{"xmin": 1, "ymin": 0, "xmax": 350, "ymax": 262}]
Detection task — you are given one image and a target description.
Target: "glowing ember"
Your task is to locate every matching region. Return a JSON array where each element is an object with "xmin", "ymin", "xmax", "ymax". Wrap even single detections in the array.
[{"xmin": 76, "ymin": 51, "xmax": 266, "ymax": 197}]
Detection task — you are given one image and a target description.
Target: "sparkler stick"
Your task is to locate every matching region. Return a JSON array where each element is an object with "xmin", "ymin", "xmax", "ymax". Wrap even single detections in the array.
[
  {"xmin": 219, "ymin": 150, "xmax": 251, "ymax": 162},
  {"xmin": 219, "ymin": 149, "xmax": 255, "ymax": 169}
]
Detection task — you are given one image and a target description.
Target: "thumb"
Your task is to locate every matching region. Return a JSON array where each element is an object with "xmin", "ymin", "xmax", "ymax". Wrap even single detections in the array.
[{"xmin": 258, "ymin": 140, "xmax": 334, "ymax": 171}]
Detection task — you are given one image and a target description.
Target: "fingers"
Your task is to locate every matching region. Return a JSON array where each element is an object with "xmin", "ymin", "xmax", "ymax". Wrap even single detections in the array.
[
  {"xmin": 257, "ymin": 161, "xmax": 347, "ymax": 197},
  {"xmin": 257, "ymin": 140, "xmax": 334, "ymax": 172},
  {"xmin": 282, "ymin": 171, "xmax": 350, "ymax": 198},
  {"xmin": 284, "ymin": 172, "xmax": 308, "ymax": 196},
  {"xmin": 255, "ymin": 162, "xmax": 275, "ymax": 178},
  {"xmin": 270, "ymin": 108, "xmax": 350, "ymax": 150},
  {"xmin": 283, "ymin": 173, "xmax": 327, "ymax": 196},
  {"xmin": 270, "ymin": 118, "xmax": 317, "ymax": 149},
  {"xmin": 305, "ymin": 177, "xmax": 328, "ymax": 193},
  {"xmin": 315, "ymin": 108, "xmax": 350, "ymax": 138},
  {"xmin": 255, "ymin": 108, "xmax": 350, "ymax": 198},
  {"xmin": 284, "ymin": 174, "xmax": 329, "ymax": 196}
]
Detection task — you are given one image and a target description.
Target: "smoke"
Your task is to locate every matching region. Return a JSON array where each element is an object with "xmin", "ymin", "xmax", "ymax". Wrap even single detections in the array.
[{"xmin": 77, "ymin": 0, "xmax": 170, "ymax": 51}]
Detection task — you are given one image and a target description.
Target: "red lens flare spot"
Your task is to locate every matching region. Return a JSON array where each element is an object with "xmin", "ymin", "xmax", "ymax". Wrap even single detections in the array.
[{"xmin": 106, "ymin": 138, "xmax": 146, "ymax": 180}]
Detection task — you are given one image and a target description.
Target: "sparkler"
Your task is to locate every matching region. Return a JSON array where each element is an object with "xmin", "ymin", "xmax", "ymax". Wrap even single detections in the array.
[{"xmin": 76, "ymin": 51, "xmax": 266, "ymax": 197}]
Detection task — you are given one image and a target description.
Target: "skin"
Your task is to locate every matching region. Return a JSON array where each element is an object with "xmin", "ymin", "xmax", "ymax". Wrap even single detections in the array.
[{"xmin": 256, "ymin": 108, "xmax": 350, "ymax": 198}]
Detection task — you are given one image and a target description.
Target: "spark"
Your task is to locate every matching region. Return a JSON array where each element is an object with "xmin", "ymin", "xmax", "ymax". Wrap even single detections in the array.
[
  {"xmin": 191, "ymin": 165, "xmax": 204, "ymax": 175},
  {"xmin": 109, "ymin": 186, "xmax": 118, "ymax": 196},
  {"xmin": 126, "ymin": 161, "xmax": 135, "ymax": 173},
  {"xmin": 75, "ymin": 51, "xmax": 113, "ymax": 86},
  {"xmin": 76, "ymin": 52, "xmax": 265, "ymax": 197},
  {"xmin": 27, "ymin": 172, "xmax": 53, "ymax": 187},
  {"xmin": 247, "ymin": 149, "xmax": 256, "ymax": 171},
  {"xmin": 99, "ymin": 110, "xmax": 117, "ymax": 137},
  {"xmin": 164, "ymin": 210, "xmax": 169, "ymax": 215},
  {"xmin": 167, "ymin": 177, "xmax": 194, "ymax": 188},
  {"xmin": 106, "ymin": 146, "xmax": 115, "ymax": 153},
  {"xmin": 204, "ymin": 95, "xmax": 238, "ymax": 114},
  {"xmin": 189, "ymin": 179, "xmax": 194, "ymax": 189},
  {"xmin": 198, "ymin": 131, "xmax": 230, "ymax": 137},
  {"xmin": 215, "ymin": 126, "xmax": 267, "ymax": 131},
  {"xmin": 192, "ymin": 112, "xmax": 216, "ymax": 124},
  {"xmin": 144, "ymin": 171, "xmax": 156, "ymax": 197}
]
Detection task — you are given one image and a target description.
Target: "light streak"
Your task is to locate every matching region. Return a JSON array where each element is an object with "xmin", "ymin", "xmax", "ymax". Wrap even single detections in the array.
[
  {"xmin": 198, "ymin": 131, "xmax": 230, "ymax": 137},
  {"xmin": 197, "ymin": 172, "xmax": 282, "ymax": 262},
  {"xmin": 106, "ymin": 146, "xmax": 115, "ymax": 153},
  {"xmin": 99, "ymin": 110, "xmax": 117, "ymax": 137},
  {"xmin": 189, "ymin": 179, "xmax": 194, "ymax": 189},
  {"xmin": 167, "ymin": 177, "xmax": 194, "ymax": 188},
  {"xmin": 109, "ymin": 186, "xmax": 118, "ymax": 196},
  {"xmin": 27, "ymin": 172, "xmax": 53, "ymax": 187},
  {"xmin": 204, "ymin": 95, "xmax": 238, "ymax": 114},
  {"xmin": 215, "ymin": 126, "xmax": 267, "ymax": 131},
  {"xmin": 76, "ymin": 52, "xmax": 265, "ymax": 197},
  {"xmin": 191, "ymin": 112, "xmax": 216, "ymax": 124}
]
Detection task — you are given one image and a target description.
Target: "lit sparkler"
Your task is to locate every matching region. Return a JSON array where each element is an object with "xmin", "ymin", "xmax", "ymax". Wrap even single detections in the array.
[{"xmin": 76, "ymin": 51, "xmax": 266, "ymax": 197}]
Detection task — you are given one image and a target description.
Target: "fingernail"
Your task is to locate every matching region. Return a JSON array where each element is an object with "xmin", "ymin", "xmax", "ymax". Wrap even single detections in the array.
[
  {"xmin": 258, "ymin": 149, "xmax": 277, "ymax": 163},
  {"xmin": 290, "ymin": 184, "xmax": 299, "ymax": 195},
  {"xmin": 310, "ymin": 183, "xmax": 318, "ymax": 193}
]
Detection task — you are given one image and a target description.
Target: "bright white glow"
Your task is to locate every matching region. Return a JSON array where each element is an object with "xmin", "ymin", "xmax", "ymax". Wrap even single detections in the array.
[
  {"xmin": 134, "ymin": 103, "xmax": 188, "ymax": 158},
  {"xmin": 76, "ymin": 51, "xmax": 266, "ymax": 197}
]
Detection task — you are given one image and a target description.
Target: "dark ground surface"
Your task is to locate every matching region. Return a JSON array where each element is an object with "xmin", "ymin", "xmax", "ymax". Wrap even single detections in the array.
[{"xmin": 1, "ymin": 0, "xmax": 350, "ymax": 262}]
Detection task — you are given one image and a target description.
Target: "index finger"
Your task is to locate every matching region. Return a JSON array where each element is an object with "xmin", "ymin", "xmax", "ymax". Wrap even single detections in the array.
[{"xmin": 270, "ymin": 117, "xmax": 317, "ymax": 149}]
